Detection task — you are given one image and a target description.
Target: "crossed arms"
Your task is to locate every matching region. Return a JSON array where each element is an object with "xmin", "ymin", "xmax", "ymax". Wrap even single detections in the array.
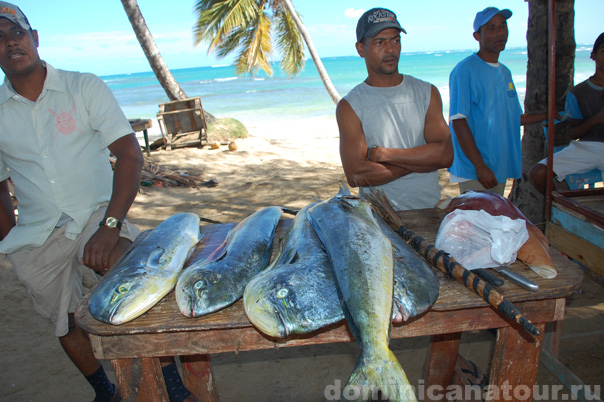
[{"xmin": 337, "ymin": 84, "xmax": 453, "ymax": 188}]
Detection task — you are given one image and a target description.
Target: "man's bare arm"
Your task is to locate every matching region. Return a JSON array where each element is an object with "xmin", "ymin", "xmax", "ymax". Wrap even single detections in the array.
[
  {"xmin": 337, "ymin": 99, "xmax": 409, "ymax": 188},
  {"xmin": 369, "ymin": 85, "xmax": 453, "ymax": 172}
]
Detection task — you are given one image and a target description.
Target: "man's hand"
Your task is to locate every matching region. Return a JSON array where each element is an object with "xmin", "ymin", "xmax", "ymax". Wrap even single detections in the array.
[
  {"xmin": 476, "ymin": 165, "xmax": 499, "ymax": 189},
  {"xmin": 83, "ymin": 227, "xmax": 120, "ymax": 274}
]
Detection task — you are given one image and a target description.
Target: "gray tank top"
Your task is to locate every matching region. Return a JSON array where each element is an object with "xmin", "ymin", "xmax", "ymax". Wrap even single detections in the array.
[{"xmin": 344, "ymin": 75, "xmax": 440, "ymax": 210}]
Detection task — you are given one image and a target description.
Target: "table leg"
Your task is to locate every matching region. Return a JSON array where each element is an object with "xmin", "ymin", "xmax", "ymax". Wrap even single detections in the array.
[
  {"xmin": 112, "ymin": 357, "xmax": 169, "ymax": 402},
  {"xmin": 143, "ymin": 129, "xmax": 150, "ymax": 157},
  {"xmin": 181, "ymin": 354, "xmax": 221, "ymax": 402},
  {"xmin": 486, "ymin": 323, "xmax": 545, "ymax": 402},
  {"xmin": 422, "ymin": 332, "xmax": 462, "ymax": 402}
]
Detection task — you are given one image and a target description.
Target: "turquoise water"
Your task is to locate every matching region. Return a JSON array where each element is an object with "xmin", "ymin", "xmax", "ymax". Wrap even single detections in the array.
[{"xmin": 103, "ymin": 46, "xmax": 596, "ymax": 126}]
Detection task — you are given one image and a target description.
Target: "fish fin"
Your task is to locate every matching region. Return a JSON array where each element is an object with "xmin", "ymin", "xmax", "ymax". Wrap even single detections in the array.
[
  {"xmin": 345, "ymin": 349, "xmax": 417, "ymax": 402},
  {"xmin": 145, "ymin": 247, "xmax": 165, "ymax": 269},
  {"xmin": 337, "ymin": 181, "xmax": 352, "ymax": 196},
  {"xmin": 206, "ymin": 239, "xmax": 228, "ymax": 262}
]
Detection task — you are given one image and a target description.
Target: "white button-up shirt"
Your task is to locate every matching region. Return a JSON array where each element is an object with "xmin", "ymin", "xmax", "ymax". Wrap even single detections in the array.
[{"xmin": 0, "ymin": 63, "xmax": 133, "ymax": 253}]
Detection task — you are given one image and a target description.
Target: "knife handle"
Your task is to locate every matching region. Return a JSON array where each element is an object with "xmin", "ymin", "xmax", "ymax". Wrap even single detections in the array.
[{"xmin": 474, "ymin": 268, "xmax": 505, "ymax": 287}]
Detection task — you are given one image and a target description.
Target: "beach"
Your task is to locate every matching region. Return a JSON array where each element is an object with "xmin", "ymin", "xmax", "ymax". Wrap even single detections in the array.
[
  {"xmin": 1, "ymin": 45, "xmax": 602, "ymax": 402},
  {"xmin": 1, "ymin": 114, "xmax": 603, "ymax": 401}
]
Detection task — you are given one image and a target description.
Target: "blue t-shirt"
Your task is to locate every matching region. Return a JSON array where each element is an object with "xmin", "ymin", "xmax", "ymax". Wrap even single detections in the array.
[{"xmin": 448, "ymin": 53, "xmax": 523, "ymax": 182}]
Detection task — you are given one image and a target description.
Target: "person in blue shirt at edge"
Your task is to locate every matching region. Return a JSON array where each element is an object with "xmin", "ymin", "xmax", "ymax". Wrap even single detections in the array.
[
  {"xmin": 0, "ymin": 3, "xmax": 199, "ymax": 402},
  {"xmin": 337, "ymin": 7, "xmax": 453, "ymax": 211},
  {"xmin": 448, "ymin": 7, "xmax": 549, "ymax": 196},
  {"xmin": 529, "ymin": 32, "xmax": 604, "ymax": 194}
]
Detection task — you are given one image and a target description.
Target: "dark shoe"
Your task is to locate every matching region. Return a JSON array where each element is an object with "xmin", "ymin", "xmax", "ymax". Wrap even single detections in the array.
[{"xmin": 92, "ymin": 386, "xmax": 121, "ymax": 402}]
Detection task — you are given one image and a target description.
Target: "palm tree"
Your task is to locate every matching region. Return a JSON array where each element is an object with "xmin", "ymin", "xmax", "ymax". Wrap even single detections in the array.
[
  {"xmin": 120, "ymin": 0, "xmax": 188, "ymax": 101},
  {"xmin": 193, "ymin": 0, "xmax": 341, "ymax": 104},
  {"xmin": 121, "ymin": 0, "xmax": 216, "ymax": 123}
]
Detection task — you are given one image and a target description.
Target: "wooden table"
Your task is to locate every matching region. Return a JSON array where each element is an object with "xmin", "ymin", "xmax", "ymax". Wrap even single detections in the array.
[{"xmin": 75, "ymin": 208, "xmax": 583, "ymax": 402}]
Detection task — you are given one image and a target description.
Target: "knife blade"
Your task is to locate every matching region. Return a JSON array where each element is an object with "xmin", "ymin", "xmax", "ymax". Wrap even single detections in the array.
[{"xmin": 494, "ymin": 267, "xmax": 539, "ymax": 292}]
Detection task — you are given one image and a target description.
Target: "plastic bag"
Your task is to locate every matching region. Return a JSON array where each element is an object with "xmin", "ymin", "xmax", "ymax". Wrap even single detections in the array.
[{"xmin": 434, "ymin": 209, "xmax": 529, "ymax": 270}]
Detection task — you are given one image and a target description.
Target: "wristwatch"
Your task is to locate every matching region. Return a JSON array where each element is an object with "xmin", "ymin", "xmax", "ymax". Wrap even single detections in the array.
[{"xmin": 99, "ymin": 216, "xmax": 122, "ymax": 230}]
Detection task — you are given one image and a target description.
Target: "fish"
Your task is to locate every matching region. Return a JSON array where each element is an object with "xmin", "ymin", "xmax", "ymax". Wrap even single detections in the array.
[
  {"xmin": 243, "ymin": 201, "xmax": 439, "ymax": 338},
  {"xmin": 243, "ymin": 202, "xmax": 339, "ymax": 337},
  {"xmin": 175, "ymin": 206, "xmax": 283, "ymax": 317},
  {"xmin": 308, "ymin": 195, "xmax": 418, "ymax": 402},
  {"xmin": 437, "ymin": 191, "xmax": 557, "ymax": 279},
  {"xmin": 88, "ymin": 212, "xmax": 202, "ymax": 325}
]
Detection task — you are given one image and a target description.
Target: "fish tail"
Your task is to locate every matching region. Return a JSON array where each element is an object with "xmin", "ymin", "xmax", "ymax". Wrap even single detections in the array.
[{"xmin": 343, "ymin": 349, "xmax": 417, "ymax": 402}]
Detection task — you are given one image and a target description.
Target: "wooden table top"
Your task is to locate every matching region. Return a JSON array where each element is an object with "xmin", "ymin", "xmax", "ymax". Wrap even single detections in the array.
[{"xmin": 76, "ymin": 207, "xmax": 583, "ymax": 337}]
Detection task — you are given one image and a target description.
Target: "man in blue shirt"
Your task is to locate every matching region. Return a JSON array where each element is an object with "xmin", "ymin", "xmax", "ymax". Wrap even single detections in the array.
[{"xmin": 448, "ymin": 7, "xmax": 547, "ymax": 195}]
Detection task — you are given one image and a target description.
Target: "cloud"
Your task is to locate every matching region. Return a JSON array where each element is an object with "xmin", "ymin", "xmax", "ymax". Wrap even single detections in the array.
[{"xmin": 344, "ymin": 8, "xmax": 365, "ymax": 19}]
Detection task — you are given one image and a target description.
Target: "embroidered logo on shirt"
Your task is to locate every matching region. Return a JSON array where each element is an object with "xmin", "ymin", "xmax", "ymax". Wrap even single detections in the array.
[
  {"xmin": 507, "ymin": 82, "xmax": 517, "ymax": 98},
  {"xmin": 48, "ymin": 102, "xmax": 83, "ymax": 138}
]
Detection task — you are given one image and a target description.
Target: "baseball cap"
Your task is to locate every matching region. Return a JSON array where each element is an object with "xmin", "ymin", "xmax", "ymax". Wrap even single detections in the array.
[
  {"xmin": 356, "ymin": 8, "xmax": 406, "ymax": 42},
  {"xmin": 0, "ymin": 1, "xmax": 31, "ymax": 30},
  {"xmin": 593, "ymin": 32, "xmax": 604, "ymax": 54},
  {"xmin": 473, "ymin": 7, "xmax": 512, "ymax": 33}
]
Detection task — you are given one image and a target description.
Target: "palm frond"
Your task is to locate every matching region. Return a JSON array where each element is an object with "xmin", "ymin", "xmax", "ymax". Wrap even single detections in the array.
[
  {"xmin": 194, "ymin": 0, "xmax": 259, "ymax": 52},
  {"xmin": 233, "ymin": 10, "xmax": 273, "ymax": 75},
  {"xmin": 274, "ymin": 4, "xmax": 305, "ymax": 76}
]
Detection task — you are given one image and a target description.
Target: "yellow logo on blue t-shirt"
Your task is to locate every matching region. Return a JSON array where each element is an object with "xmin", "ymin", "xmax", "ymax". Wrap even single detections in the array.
[{"xmin": 507, "ymin": 82, "xmax": 517, "ymax": 97}]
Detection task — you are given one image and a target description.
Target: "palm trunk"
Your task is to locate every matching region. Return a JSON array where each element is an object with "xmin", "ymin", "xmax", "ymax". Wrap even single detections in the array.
[
  {"xmin": 281, "ymin": 0, "xmax": 341, "ymax": 104},
  {"xmin": 120, "ymin": 0, "xmax": 188, "ymax": 101},
  {"xmin": 508, "ymin": 0, "xmax": 575, "ymax": 226}
]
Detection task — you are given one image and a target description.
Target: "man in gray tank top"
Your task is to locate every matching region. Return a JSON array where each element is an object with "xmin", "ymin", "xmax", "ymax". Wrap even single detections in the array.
[{"xmin": 337, "ymin": 7, "xmax": 453, "ymax": 211}]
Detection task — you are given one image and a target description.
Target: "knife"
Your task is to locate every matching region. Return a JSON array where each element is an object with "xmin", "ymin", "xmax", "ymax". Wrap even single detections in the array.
[
  {"xmin": 474, "ymin": 268, "xmax": 504, "ymax": 287},
  {"xmin": 494, "ymin": 266, "xmax": 539, "ymax": 292}
]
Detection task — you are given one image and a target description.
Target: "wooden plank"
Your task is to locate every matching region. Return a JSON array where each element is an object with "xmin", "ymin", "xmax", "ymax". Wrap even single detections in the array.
[
  {"xmin": 486, "ymin": 323, "xmax": 545, "ymax": 402},
  {"xmin": 112, "ymin": 358, "xmax": 169, "ymax": 402},
  {"xmin": 552, "ymin": 190, "xmax": 604, "ymax": 229},
  {"xmin": 546, "ymin": 221, "xmax": 604, "ymax": 276},
  {"xmin": 88, "ymin": 299, "xmax": 560, "ymax": 360},
  {"xmin": 422, "ymin": 332, "xmax": 462, "ymax": 401},
  {"xmin": 181, "ymin": 355, "xmax": 220, "ymax": 402},
  {"xmin": 551, "ymin": 205, "xmax": 604, "ymax": 248}
]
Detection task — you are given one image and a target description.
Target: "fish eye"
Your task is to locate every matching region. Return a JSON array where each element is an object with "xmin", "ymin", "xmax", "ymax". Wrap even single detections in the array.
[
  {"xmin": 117, "ymin": 284, "xmax": 130, "ymax": 294},
  {"xmin": 276, "ymin": 288, "xmax": 288, "ymax": 299},
  {"xmin": 194, "ymin": 280, "xmax": 206, "ymax": 290}
]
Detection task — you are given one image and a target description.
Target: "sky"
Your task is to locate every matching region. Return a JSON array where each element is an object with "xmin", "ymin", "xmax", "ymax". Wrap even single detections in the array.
[{"xmin": 4, "ymin": 0, "xmax": 603, "ymax": 77}]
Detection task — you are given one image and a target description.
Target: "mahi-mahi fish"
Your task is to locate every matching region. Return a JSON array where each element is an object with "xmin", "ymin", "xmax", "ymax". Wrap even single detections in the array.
[
  {"xmin": 89, "ymin": 212, "xmax": 202, "ymax": 325},
  {"xmin": 308, "ymin": 195, "xmax": 418, "ymax": 402},
  {"xmin": 244, "ymin": 198, "xmax": 438, "ymax": 338},
  {"xmin": 175, "ymin": 206, "xmax": 283, "ymax": 317}
]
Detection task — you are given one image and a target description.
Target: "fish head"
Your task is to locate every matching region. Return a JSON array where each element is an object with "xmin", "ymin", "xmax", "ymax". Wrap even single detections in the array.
[
  {"xmin": 244, "ymin": 264, "xmax": 335, "ymax": 338},
  {"xmin": 89, "ymin": 266, "xmax": 171, "ymax": 325},
  {"xmin": 175, "ymin": 267, "xmax": 222, "ymax": 317},
  {"xmin": 244, "ymin": 271, "xmax": 300, "ymax": 338}
]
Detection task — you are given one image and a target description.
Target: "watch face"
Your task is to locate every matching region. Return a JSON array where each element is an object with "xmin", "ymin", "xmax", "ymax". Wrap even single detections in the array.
[{"xmin": 106, "ymin": 217, "xmax": 118, "ymax": 228}]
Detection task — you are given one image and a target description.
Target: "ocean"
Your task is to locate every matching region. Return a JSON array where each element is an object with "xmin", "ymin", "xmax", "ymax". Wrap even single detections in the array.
[{"xmin": 102, "ymin": 45, "xmax": 596, "ymax": 133}]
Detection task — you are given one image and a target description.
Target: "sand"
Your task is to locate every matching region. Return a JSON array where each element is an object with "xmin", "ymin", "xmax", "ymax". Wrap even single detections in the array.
[{"xmin": 1, "ymin": 116, "xmax": 602, "ymax": 401}]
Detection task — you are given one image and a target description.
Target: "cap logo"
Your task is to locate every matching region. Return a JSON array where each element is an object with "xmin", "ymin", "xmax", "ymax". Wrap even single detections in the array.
[
  {"xmin": 368, "ymin": 9, "xmax": 396, "ymax": 24},
  {"xmin": 1, "ymin": 6, "xmax": 17, "ymax": 16}
]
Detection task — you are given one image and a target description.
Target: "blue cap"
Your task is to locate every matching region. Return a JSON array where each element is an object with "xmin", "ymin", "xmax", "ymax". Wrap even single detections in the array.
[
  {"xmin": 473, "ymin": 7, "xmax": 512, "ymax": 33},
  {"xmin": 0, "ymin": 1, "xmax": 31, "ymax": 30}
]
